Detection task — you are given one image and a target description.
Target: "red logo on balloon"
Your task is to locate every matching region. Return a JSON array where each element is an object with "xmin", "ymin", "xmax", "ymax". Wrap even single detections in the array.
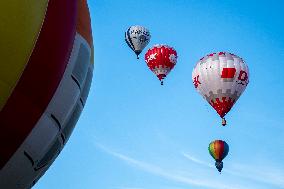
[
  {"xmin": 193, "ymin": 75, "xmax": 201, "ymax": 88},
  {"xmin": 221, "ymin": 68, "xmax": 236, "ymax": 78},
  {"xmin": 238, "ymin": 70, "xmax": 248, "ymax": 81}
]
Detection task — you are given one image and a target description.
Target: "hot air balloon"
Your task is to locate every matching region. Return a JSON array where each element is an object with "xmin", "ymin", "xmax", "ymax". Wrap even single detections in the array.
[
  {"xmin": 192, "ymin": 52, "xmax": 249, "ymax": 126},
  {"xmin": 125, "ymin": 25, "xmax": 151, "ymax": 59},
  {"xmin": 0, "ymin": 1, "xmax": 93, "ymax": 188},
  {"xmin": 209, "ymin": 140, "xmax": 229, "ymax": 173},
  {"xmin": 145, "ymin": 45, "xmax": 177, "ymax": 85}
]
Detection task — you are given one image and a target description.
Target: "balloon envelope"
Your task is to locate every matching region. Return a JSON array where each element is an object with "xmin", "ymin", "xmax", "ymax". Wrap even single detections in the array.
[
  {"xmin": 209, "ymin": 140, "xmax": 229, "ymax": 162},
  {"xmin": 125, "ymin": 25, "xmax": 151, "ymax": 59},
  {"xmin": 0, "ymin": 0, "xmax": 93, "ymax": 188},
  {"xmin": 209, "ymin": 140, "xmax": 229, "ymax": 173},
  {"xmin": 145, "ymin": 44, "xmax": 177, "ymax": 85},
  {"xmin": 192, "ymin": 52, "xmax": 249, "ymax": 119}
]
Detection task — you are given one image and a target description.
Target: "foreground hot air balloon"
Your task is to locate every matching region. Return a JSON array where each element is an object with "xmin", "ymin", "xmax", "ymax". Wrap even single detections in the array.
[
  {"xmin": 125, "ymin": 25, "xmax": 151, "ymax": 59},
  {"xmin": 192, "ymin": 52, "xmax": 249, "ymax": 126},
  {"xmin": 0, "ymin": 1, "xmax": 93, "ymax": 188},
  {"xmin": 145, "ymin": 45, "xmax": 177, "ymax": 85},
  {"xmin": 209, "ymin": 140, "xmax": 229, "ymax": 173}
]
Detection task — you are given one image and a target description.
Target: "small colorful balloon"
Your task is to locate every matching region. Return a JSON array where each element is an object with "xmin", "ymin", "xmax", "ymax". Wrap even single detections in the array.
[{"xmin": 208, "ymin": 140, "xmax": 229, "ymax": 173}]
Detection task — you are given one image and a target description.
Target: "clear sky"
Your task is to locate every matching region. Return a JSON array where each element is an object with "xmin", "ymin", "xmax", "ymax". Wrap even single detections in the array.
[{"xmin": 34, "ymin": 0, "xmax": 284, "ymax": 189}]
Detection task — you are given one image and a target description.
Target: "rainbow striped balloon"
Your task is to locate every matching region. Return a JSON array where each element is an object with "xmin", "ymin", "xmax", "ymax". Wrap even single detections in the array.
[
  {"xmin": 208, "ymin": 140, "xmax": 229, "ymax": 161},
  {"xmin": 0, "ymin": 0, "xmax": 93, "ymax": 188}
]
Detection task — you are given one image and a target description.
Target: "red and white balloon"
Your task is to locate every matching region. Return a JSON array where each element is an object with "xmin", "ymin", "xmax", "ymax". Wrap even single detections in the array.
[
  {"xmin": 192, "ymin": 52, "xmax": 249, "ymax": 126},
  {"xmin": 145, "ymin": 45, "xmax": 177, "ymax": 85}
]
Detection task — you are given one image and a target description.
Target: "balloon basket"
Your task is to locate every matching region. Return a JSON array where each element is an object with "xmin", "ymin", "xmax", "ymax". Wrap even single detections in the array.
[{"xmin": 222, "ymin": 118, "xmax": 227, "ymax": 126}]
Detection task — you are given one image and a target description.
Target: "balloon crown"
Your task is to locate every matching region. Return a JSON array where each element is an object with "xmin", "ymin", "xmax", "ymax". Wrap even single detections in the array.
[{"xmin": 148, "ymin": 44, "xmax": 176, "ymax": 51}]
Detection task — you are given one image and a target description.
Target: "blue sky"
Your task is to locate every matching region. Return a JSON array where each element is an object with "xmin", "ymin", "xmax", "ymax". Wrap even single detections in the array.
[{"xmin": 34, "ymin": 0, "xmax": 284, "ymax": 189}]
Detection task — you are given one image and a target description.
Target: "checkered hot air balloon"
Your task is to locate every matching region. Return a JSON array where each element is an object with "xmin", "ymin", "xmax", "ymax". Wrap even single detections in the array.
[
  {"xmin": 125, "ymin": 25, "xmax": 151, "ymax": 59},
  {"xmin": 209, "ymin": 140, "xmax": 229, "ymax": 173},
  {"xmin": 0, "ymin": 0, "xmax": 93, "ymax": 188},
  {"xmin": 145, "ymin": 45, "xmax": 178, "ymax": 85},
  {"xmin": 192, "ymin": 52, "xmax": 249, "ymax": 126}
]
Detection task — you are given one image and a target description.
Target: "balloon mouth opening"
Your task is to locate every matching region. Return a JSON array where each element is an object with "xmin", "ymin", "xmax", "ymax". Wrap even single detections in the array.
[
  {"xmin": 135, "ymin": 50, "xmax": 142, "ymax": 59},
  {"xmin": 221, "ymin": 117, "xmax": 227, "ymax": 126},
  {"xmin": 158, "ymin": 74, "xmax": 166, "ymax": 80},
  {"xmin": 158, "ymin": 74, "xmax": 166, "ymax": 85},
  {"xmin": 135, "ymin": 50, "xmax": 142, "ymax": 55}
]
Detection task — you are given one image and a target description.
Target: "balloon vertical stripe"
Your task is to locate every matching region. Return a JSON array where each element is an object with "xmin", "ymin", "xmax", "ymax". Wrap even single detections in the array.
[
  {"xmin": 216, "ymin": 140, "xmax": 224, "ymax": 160},
  {"xmin": 0, "ymin": 0, "xmax": 77, "ymax": 168},
  {"xmin": 0, "ymin": 0, "xmax": 49, "ymax": 111},
  {"xmin": 76, "ymin": 0, "xmax": 93, "ymax": 48},
  {"xmin": 209, "ymin": 144, "xmax": 215, "ymax": 159},
  {"xmin": 125, "ymin": 28, "xmax": 135, "ymax": 51}
]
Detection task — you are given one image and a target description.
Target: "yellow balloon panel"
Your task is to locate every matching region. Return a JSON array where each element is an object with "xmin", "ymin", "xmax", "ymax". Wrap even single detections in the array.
[{"xmin": 0, "ymin": 0, "xmax": 49, "ymax": 110}]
